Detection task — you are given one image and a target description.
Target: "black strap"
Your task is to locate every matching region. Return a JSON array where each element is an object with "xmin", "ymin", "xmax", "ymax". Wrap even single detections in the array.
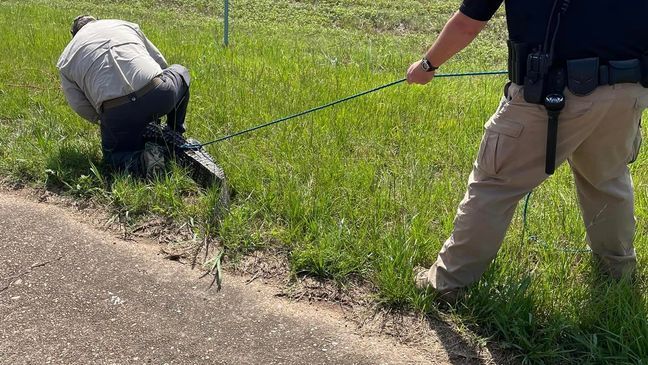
[{"xmin": 543, "ymin": 93, "xmax": 565, "ymax": 175}]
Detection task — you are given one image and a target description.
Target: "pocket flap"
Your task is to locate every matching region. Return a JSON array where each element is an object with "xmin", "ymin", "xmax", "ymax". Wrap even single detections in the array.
[
  {"xmin": 567, "ymin": 57, "xmax": 599, "ymax": 96},
  {"xmin": 607, "ymin": 59, "xmax": 641, "ymax": 84},
  {"xmin": 486, "ymin": 119, "xmax": 524, "ymax": 138},
  {"xmin": 609, "ymin": 59, "xmax": 640, "ymax": 70}
]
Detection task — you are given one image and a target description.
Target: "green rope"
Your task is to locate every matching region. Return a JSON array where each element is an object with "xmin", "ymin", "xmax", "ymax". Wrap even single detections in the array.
[
  {"xmin": 189, "ymin": 70, "xmax": 508, "ymax": 148},
  {"xmin": 521, "ymin": 191, "xmax": 590, "ymax": 254},
  {"xmin": 522, "ymin": 191, "xmax": 532, "ymax": 241}
]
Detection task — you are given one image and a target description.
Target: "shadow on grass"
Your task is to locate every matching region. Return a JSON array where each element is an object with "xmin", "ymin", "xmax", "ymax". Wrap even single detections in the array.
[
  {"xmin": 44, "ymin": 144, "xmax": 107, "ymax": 194},
  {"xmin": 574, "ymin": 258, "xmax": 648, "ymax": 363},
  {"xmin": 424, "ymin": 312, "xmax": 513, "ymax": 365},
  {"xmin": 429, "ymin": 259, "xmax": 648, "ymax": 364}
]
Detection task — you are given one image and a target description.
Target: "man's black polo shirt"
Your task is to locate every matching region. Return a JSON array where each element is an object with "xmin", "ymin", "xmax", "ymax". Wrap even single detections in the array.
[{"xmin": 460, "ymin": 0, "xmax": 648, "ymax": 62}]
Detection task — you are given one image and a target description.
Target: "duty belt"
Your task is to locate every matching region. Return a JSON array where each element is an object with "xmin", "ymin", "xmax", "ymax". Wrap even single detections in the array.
[
  {"xmin": 101, "ymin": 75, "xmax": 164, "ymax": 111},
  {"xmin": 566, "ymin": 58, "xmax": 644, "ymax": 95},
  {"xmin": 508, "ymin": 42, "xmax": 648, "ymax": 94}
]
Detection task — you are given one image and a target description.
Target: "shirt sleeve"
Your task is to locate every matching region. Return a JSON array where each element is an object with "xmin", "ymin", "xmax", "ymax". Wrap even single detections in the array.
[
  {"xmin": 459, "ymin": 0, "xmax": 504, "ymax": 21},
  {"xmin": 60, "ymin": 72, "xmax": 100, "ymax": 124}
]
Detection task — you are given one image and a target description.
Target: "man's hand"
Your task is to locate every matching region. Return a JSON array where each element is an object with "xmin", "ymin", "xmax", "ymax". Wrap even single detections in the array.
[{"xmin": 407, "ymin": 60, "xmax": 435, "ymax": 85}]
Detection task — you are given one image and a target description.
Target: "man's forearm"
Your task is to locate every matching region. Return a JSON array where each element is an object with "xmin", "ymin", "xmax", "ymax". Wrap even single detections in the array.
[
  {"xmin": 73, "ymin": 103, "xmax": 100, "ymax": 124},
  {"xmin": 60, "ymin": 74, "xmax": 100, "ymax": 123},
  {"xmin": 424, "ymin": 11, "xmax": 488, "ymax": 68}
]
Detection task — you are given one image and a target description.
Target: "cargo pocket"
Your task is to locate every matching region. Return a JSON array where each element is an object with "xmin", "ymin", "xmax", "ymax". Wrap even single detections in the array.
[{"xmin": 476, "ymin": 118, "xmax": 524, "ymax": 176}]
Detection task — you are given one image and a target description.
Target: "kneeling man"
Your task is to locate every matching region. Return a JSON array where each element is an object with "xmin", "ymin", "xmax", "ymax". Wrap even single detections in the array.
[{"xmin": 57, "ymin": 15, "xmax": 190, "ymax": 176}]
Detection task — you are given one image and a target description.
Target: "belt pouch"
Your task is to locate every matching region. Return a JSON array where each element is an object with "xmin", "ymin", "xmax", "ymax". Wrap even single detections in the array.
[
  {"xmin": 507, "ymin": 41, "xmax": 529, "ymax": 84},
  {"xmin": 566, "ymin": 57, "xmax": 599, "ymax": 96},
  {"xmin": 640, "ymin": 52, "xmax": 648, "ymax": 87},
  {"xmin": 608, "ymin": 59, "xmax": 641, "ymax": 84}
]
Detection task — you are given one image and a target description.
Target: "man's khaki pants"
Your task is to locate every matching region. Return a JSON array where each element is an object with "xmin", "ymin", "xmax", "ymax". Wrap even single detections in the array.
[{"xmin": 424, "ymin": 83, "xmax": 646, "ymax": 291}]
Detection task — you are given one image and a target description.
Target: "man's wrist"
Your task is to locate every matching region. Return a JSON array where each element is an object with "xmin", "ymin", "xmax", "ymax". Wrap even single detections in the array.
[{"xmin": 421, "ymin": 57, "xmax": 439, "ymax": 72}]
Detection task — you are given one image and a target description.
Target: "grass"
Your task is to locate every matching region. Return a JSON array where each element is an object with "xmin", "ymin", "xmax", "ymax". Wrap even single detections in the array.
[{"xmin": 1, "ymin": 0, "xmax": 647, "ymax": 363}]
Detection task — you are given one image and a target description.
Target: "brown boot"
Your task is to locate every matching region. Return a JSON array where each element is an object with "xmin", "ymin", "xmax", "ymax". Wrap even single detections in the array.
[{"xmin": 413, "ymin": 266, "xmax": 462, "ymax": 306}]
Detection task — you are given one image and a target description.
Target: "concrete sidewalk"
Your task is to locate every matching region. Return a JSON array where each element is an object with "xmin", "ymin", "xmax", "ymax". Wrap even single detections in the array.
[{"xmin": 0, "ymin": 191, "xmax": 494, "ymax": 364}]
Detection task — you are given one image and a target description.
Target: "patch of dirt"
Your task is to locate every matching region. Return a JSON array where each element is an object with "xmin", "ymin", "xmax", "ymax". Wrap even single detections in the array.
[
  {"xmin": 227, "ymin": 248, "xmax": 373, "ymax": 308},
  {"xmin": 230, "ymin": 249, "xmax": 291, "ymax": 282}
]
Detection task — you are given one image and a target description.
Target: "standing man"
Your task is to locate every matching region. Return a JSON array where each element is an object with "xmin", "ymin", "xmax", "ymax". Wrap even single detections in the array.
[
  {"xmin": 57, "ymin": 15, "xmax": 191, "ymax": 177},
  {"xmin": 409, "ymin": 1, "xmax": 646, "ymax": 301}
]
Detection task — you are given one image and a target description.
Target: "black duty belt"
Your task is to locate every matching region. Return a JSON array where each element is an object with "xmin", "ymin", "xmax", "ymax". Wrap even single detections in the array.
[
  {"xmin": 566, "ymin": 58, "xmax": 645, "ymax": 95},
  {"xmin": 508, "ymin": 42, "xmax": 648, "ymax": 94},
  {"xmin": 101, "ymin": 75, "xmax": 163, "ymax": 111}
]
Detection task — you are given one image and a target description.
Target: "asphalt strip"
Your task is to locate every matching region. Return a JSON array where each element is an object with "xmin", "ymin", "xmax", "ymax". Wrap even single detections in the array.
[{"xmin": 0, "ymin": 191, "xmax": 500, "ymax": 365}]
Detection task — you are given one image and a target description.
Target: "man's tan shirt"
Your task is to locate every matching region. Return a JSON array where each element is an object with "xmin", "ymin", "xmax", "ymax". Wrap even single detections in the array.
[{"xmin": 56, "ymin": 19, "xmax": 168, "ymax": 123}]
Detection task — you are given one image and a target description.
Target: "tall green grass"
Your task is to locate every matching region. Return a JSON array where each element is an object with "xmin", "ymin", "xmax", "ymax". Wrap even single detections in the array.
[{"xmin": 1, "ymin": 1, "xmax": 646, "ymax": 363}]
